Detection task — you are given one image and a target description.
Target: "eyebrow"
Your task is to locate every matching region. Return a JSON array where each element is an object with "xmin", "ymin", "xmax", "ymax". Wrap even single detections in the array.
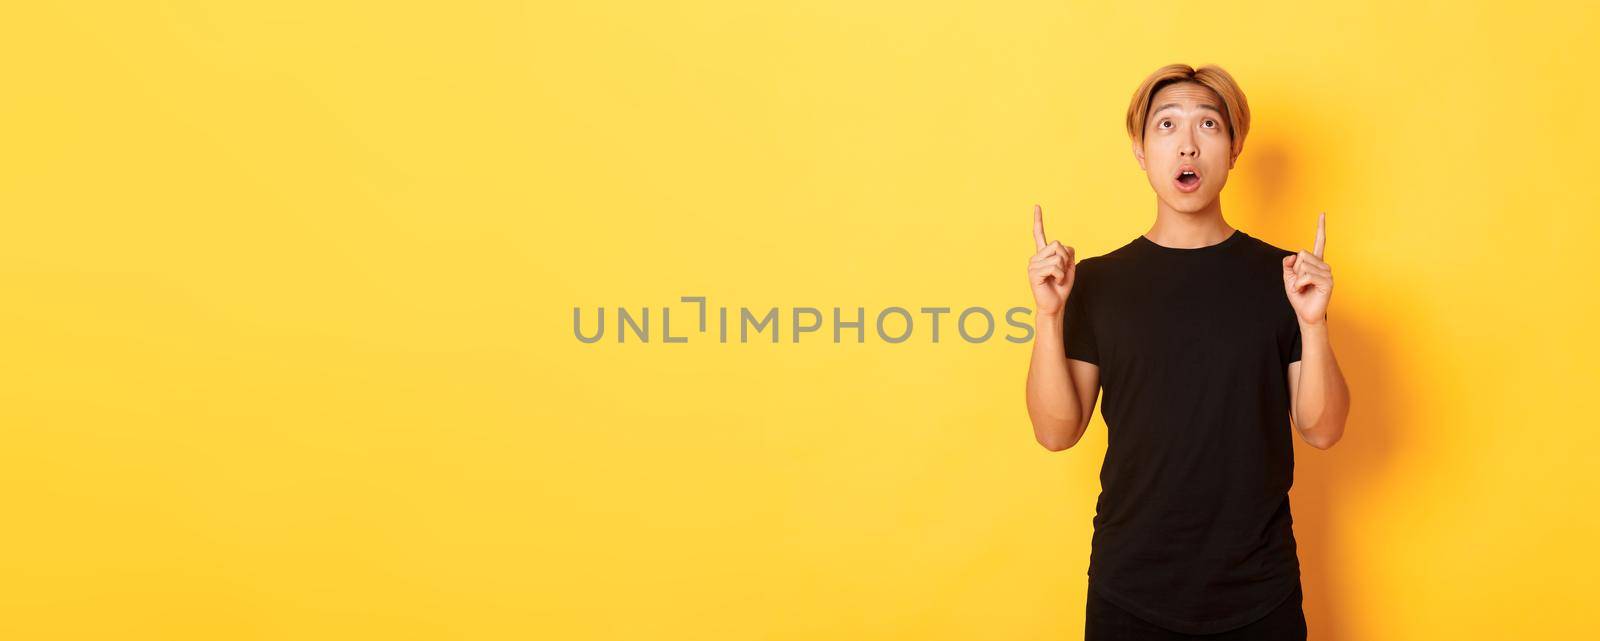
[{"xmin": 1151, "ymin": 102, "xmax": 1223, "ymax": 117}]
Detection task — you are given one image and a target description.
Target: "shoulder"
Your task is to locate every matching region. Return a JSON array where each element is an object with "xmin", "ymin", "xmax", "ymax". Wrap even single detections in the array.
[
  {"xmin": 1236, "ymin": 231, "xmax": 1296, "ymax": 262},
  {"xmin": 1075, "ymin": 238, "xmax": 1141, "ymax": 274},
  {"xmin": 1069, "ymin": 252, "xmax": 1112, "ymax": 288},
  {"xmin": 1070, "ymin": 239, "xmax": 1148, "ymax": 295}
]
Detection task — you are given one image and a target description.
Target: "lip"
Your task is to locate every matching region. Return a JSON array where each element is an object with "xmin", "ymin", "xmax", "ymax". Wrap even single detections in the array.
[{"xmin": 1173, "ymin": 164, "xmax": 1203, "ymax": 193}]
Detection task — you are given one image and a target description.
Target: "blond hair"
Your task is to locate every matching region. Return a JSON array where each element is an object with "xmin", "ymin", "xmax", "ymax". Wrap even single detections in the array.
[{"xmin": 1125, "ymin": 64, "xmax": 1251, "ymax": 161}]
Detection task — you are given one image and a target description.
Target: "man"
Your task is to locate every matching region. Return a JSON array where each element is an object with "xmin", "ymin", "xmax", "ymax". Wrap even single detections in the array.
[{"xmin": 1023, "ymin": 63, "xmax": 1351, "ymax": 639}]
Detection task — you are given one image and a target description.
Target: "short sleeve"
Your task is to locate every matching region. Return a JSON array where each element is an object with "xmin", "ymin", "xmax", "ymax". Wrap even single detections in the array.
[
  {"xmin": 1287, "ymin": 321, "xmax": 1301, "ymax": 365},
  {"xmin": 1063, "ymin": 267, "xmax": 1098, "ymax": 365}
]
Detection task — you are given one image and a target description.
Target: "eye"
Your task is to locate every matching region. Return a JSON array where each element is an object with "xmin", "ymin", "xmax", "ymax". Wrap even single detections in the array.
[
  {"xmin": 1158, "ymin": 120, "xmax": 1172, "ymax": 129},
  {"xmin": 1203, "ymin": 119, "xmax": 1217, "ymax": 128}
]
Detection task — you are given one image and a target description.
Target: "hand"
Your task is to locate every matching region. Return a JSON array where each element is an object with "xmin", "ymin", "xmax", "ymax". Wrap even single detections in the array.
[
  {"xmin": 1282, "ymin": 212, "xmax": 1333, "ymax": 325},
  {"xmin": 1028, "ymin": 204, "xmax": 1077, "ymax": 317}
]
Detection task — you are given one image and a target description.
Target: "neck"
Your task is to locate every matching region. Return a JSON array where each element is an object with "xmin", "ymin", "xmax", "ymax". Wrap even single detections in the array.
[{"xmin": 1145, "ymin": 197, "xmax": 1233, "ymax": 248}]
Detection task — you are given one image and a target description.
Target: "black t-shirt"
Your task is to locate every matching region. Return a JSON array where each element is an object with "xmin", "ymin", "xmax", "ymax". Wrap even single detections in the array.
[{"xmin": 1063, "ymin": 228, "xmax": 1304, "ymax": 634}]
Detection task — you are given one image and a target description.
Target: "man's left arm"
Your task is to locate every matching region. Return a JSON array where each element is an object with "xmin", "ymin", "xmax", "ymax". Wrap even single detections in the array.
[
  {"xmin": 1283, "ymin": 212, "xmax": 1351, "ymax": 450},
  {"xmin": 1288, "ymin": 321, "xmax": 1350, "ymax": 449}
]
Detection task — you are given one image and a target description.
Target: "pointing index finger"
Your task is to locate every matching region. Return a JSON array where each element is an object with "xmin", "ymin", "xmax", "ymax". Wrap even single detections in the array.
[
  {"xmin": 1313, "ymin": 212, "xmax": 1326, "ymax": 259},
  {"xmin": 1033, "ymin": 204, "xmax": 1048, "ymax": 251}
]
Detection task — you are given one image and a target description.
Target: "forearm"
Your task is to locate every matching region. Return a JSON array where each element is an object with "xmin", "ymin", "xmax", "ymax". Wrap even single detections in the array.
[
  {"xmin": 1294, "ymin": 321, "xmax": 1351, "ymax": 448},
  {"xmin": 1026, "ymin": 312, "xmax": 1083, "ymax": 450}
]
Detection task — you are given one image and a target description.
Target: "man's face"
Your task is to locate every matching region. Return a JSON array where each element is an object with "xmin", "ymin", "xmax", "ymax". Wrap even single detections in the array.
[{"xmin": 1134, "ymin": 82, "xmax": 1235, "ymax": 213}]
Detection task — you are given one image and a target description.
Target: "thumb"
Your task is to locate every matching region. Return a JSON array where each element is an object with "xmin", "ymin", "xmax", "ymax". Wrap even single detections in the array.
[{"xmin": 1282, "ymin": 255, "xmax": 1297, "ymax": 281}]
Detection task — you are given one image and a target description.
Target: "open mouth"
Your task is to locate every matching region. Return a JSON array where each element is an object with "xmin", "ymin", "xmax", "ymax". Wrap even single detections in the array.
[{"xmin": 1173, "ymin": 167, "xmax": 1202, "ymax": 193}]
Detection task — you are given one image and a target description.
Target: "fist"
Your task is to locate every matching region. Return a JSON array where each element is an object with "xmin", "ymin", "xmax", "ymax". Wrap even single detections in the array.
[
  {"xmin": 1283, "ymin": 212, "xmax": 1333, "ymax": 325},
  {"xmin": 1028, "ymin": 204, "xmax": 1077, "ymax": 317}
]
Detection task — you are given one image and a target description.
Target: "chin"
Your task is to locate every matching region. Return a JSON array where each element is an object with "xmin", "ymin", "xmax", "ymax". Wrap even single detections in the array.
[{"xmin": 1161, "ymin": 192, "xmax": 1221, "ymax": 214}]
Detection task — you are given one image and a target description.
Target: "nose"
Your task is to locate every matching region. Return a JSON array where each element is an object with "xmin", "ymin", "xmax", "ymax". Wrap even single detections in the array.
[
  {"xmin": 1178, "ymin": 136, "xmax": 1198, "ymax": 159},
  {"xmin": 1174, "ymin": 123, "xmax": 1199, "ymax": 159}
]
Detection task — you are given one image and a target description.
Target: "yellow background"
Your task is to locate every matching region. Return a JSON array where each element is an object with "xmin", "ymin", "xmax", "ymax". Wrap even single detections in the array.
[{"xmin": 3, "ymin": 1, "xmax": 1597, "ymax": 639}]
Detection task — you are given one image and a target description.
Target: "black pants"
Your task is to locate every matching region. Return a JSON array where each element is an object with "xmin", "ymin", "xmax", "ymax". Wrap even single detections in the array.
[{"xmin": 1085, "ymin": 584, "xmax": 1307, "ymax": 641}]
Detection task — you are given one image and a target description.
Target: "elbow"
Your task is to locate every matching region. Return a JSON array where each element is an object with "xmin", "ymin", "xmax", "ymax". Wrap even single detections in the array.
[
  {"xmin": 1302, "ymin": 425, "xmax": 1344, "ymax": 450},
  {"xmin": 1034, "ymin": 418, "xmax": 1086, "ymax": 452},
  {"xmin": 1037, "ymin": 434, "xmax": 1074, "ymax": 452},
  {"xmin": 1318, "ymin": 428, "xmax": 1348, "ymax": 450},
  {"xmin": 1305, "ymin": 412, "xmax": 1351, "ymax": 451}
]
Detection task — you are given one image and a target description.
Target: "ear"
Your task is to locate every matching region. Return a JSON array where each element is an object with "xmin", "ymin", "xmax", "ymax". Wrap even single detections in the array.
[{"xmin": 1132, "ymin": 140, "xmax": 1145, "ymax": 171}]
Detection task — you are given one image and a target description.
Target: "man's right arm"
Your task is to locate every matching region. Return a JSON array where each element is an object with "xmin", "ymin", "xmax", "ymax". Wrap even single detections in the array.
[
  {"xmin": 1024, "ymin": 204, "xmax": 1100, "ymax": 451},
  {"xmin": 1026, "ymin": 311, "xmax": 1100, "ymax": 451}
]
